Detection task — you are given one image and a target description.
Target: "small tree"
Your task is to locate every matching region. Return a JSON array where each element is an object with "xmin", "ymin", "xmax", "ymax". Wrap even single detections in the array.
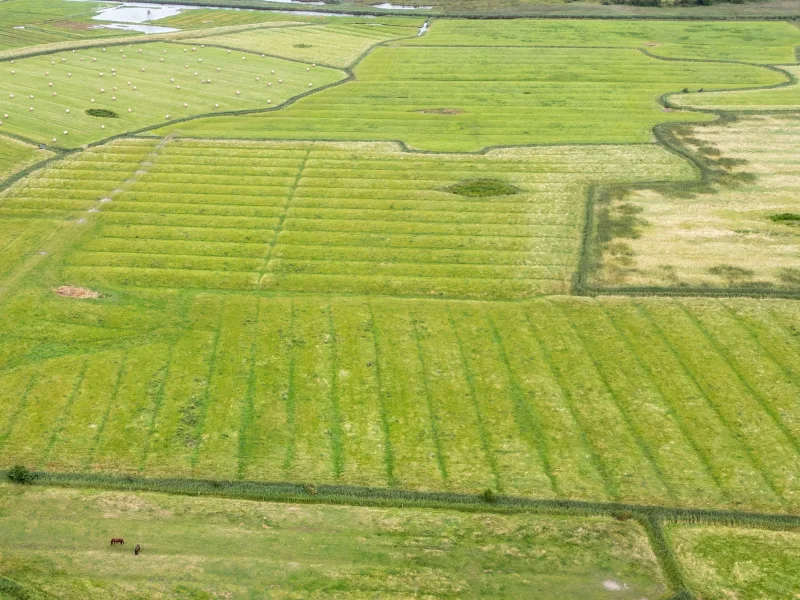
[{"xmin": 7, "ymin": 465, "xmax": 36, "ymax": 485}]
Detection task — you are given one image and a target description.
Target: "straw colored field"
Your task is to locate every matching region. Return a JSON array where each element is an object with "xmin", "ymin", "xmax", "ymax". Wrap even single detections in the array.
[
  {"xmin": 593, "ymin": 115, "xmax": 800, "ymax": 290},
  {"xmin": 669, "ymin": 524, "xmax": 800, "ymax": 600},
  {"xmin": 0, "ymin": 484, "xmax": 666, "ymax": 600},
  {"xmin": 0, "ymin": 138, "xmax": 693, "ymax": 299},
  {"xmin": 0, "ymin": 137, "xmax": 51, "ymax": 180},
  {"xmin": 0, "ymin": 286, "xmax": 799, "ymax": 513},
  {"xmin": 159, "ymin": 45, "xmax": 782, "ymax": 151},
  {"xmin": 0, "ymin": 42, "xmax": 344, "ymax": 148},
  {"xmin": 676, "ymin": 65, "xmax": 800, "ymax": 111},
  {"xmin": 402, "ymin": 19, "xmax": 800, "ymax": 64},
  {"xmin": 185, "ymin": 22, "xmax": 419, "ymax": 67}
]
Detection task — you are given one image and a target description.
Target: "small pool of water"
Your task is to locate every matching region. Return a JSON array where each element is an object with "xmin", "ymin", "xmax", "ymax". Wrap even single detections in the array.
[
  {"xmin": 92, "ymin": 22, "xmax": 180, "ymax": 33},
  {"xmin": 91, "ymin": 3, "xmax": 199, "ymax": 23},
  {"xmin": 372, "ymin": 3, "xmax": 432, "ymax": 8},
  {"xmin": 263, "ymin": 0, "xmax": 326, "ymax": 6}
]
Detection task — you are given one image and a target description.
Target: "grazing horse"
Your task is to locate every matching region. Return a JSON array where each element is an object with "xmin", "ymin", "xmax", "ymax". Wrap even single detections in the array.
[
  {"xmin": 110, "ymin": 538, "xmax": 124, "ymax": 546},
  {"xmin": 134, "ymin": 544, "xmax": 141, "ymax": 556}
]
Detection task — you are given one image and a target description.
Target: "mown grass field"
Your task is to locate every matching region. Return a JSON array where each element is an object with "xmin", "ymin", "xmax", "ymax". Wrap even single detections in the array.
[
  {"xmin": 668, "ymin": 524, "xmax": 800, "ymax": 600},
  {"xmin": 0, "ymin": 484, "xmax": 666, "ymax": 599},
  {"xmin": 159, "ymin": 43, "xmax": 783, "ymax": 151},
  {"xmin": 185, "ymin": 22, "xmax": 420, "ymax": 68},
  {"xmin": 0, "ymin": 138, "xmax": 692, "ymax": 298},
  {"xmin": 0, "ymin": 42, "xmax": 344, "ymax": 148},
  {"xmin": 593, "ymin": 114, "xmax": 800, "ymax": 290},
  {"xmin": 676, "ymin": 65, "xmax": 800, "ymax": 111},
  {"xmin": 0, "ymin": 137, "xmax": 51, "ymax": 181},
  {"xmin": 402, "ymin": 19, "xmax": 800, "ymax": 64}
]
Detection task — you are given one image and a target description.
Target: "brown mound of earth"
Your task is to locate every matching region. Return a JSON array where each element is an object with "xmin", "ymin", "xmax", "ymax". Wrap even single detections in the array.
[
  {"xmin": 54, "ymin": 286, "xmax": 100, "ymax": 299},
  {"xmin": 418, "ymin": 108, "xmax": 464, "ymax": 115}
]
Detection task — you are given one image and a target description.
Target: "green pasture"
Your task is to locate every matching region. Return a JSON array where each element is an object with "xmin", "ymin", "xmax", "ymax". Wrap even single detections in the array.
[
  {"xmin": 0, "ymin": 138, "xmax": 693, "ymax": 298},
  {"xmin": 405, "ymin": 19, "xmax": 800, "ymax": 64},
  {"xmin": 0, "ymin": 484, "xmax": 666, "ymax": 599},
  {"xmin": 0, "ymin": 283, "xmax": 799, "ymax": 513},
  {"xmin": 158, "ymin": 45, "xmax": 782, "ymax": 151},
  {"xmin": 0, "ymin": 42, "xmax": 344, "ymax": 148},
  {"xmin": 185, "ymin": 22, "xmax": 419, "ymax": 68},
  {"xmin": 677, "ymin": 65, "xmax": 800, "ymax": 110},
  {"xmin": 0, "ymin": 137, "xmax": 50, "ymax": 180},
  {"xmin": 669, "ymin": 524, "xmax": 800, "ymax": 599}
]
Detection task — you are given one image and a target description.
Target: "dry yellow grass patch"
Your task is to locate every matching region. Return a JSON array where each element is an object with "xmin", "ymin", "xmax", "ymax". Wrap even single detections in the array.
[{"xmin": 596, "ymin": 115, "xmax": 800, "ymax": 289}]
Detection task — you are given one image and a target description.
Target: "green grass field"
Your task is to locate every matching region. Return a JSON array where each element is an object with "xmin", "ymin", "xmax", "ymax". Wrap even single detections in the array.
[
  {"xmin": 156, "ymin": 43, "xmax": 785, "ymax": 151},
  {"xmin": 1, "ymin": 10, "xmax": 800, "ymax": 598},
  {"xmin": 0, "ymin": 484, "xmax": 667, "ymax": 599},
  {"xmin": 185, "ymin": 22, "xmax": 420, "ymax": 67},
  {"xmin": 0, "ymin": 42, "xmax": 344, "ymax": 148},
  {"xmin": 669, "ymin": 524, "xmax": 800, "ymax": 600}
]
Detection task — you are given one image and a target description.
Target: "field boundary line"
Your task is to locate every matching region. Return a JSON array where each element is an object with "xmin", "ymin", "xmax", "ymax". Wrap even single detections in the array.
[
  {"xmin": 8, "ymin": 470, "xmax": 800, "ymax": 525},
  {"xmin": 366, "ymin": 301, "xmax": 396, "ymax": 487},
  {"xmin": 326, "ymin": 304, "xmax": 346, "ymax": 479},
  {"xmin": 485, "ymin": 314, "xmax": 558, "ymax": 496},
  {"xmin": 409, "ymin": 314, "xmax": 449, "ymax": 483},
  {"xmin": 40, "ymin": 360, "xmax": 88, "ymax": 469},
  {"xmin": 447, "ymin": 308, "xmax": 503, "ymax": 493},
  {"xmin": 258, "ymin": 148, "xmax": 310, "ymax": 285}
]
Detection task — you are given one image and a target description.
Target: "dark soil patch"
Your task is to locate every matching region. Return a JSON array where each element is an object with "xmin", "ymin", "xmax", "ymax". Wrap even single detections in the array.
[
  {"xmin": 85, "ymin": 108, "xmax": 118, "ymax": 118},
  {"xmin": 445, "ymin": 178, "xmax": 520, "ymax": 197},
  {"xmin": 294, "ymin": 44, "xmax": 313, "ymax": 48}
]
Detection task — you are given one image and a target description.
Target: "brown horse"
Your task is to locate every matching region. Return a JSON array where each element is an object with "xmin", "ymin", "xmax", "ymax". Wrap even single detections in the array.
[{"xmin": 110, "ymin": 538, "xmax": 124, "ymax": 546}]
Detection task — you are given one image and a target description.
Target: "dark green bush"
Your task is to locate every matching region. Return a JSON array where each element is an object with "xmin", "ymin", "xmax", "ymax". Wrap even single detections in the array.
[
  {"xmin": 481, "ymin": 488, "xmax": 497, "ymax": 503},
  {"xmin": 7, "ymin": 465, "xmax": 36, "ymax": 484},
  {"xmin": 85, "ymin": 108, "xmax": 118, "ymax": 118},
  {"xmin": 445, "ymin": 178, "xmax": 520, "ymax": 198}
]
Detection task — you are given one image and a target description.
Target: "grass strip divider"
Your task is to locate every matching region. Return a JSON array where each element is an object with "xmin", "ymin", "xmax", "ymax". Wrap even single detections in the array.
[{"xmin": 7, "ymin": 469, "xmax": 799, "ymax": 528}]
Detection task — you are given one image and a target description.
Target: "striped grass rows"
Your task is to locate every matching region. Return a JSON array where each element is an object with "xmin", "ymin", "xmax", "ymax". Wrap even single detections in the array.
[
  {"xmin": 0, "ymin": 138, "xmax": 694, "ymax": 299},
  {"xmin": 185, "ymin": 22, "xmax": 419, "ymax": 68},
  {"xmin": 159, "ymin": 45, "xmax": 784, "ymax": 151},
  {"xmin": 401, "ymin": 19, "xmax": 800, "ymax": 65},
  {"xmin": 0, "ymin": 42, "xmax": 345, "ymax": 147},
  {"xmin": 0, "ymin": 294, "xmax": 798, "ymax": 514}
]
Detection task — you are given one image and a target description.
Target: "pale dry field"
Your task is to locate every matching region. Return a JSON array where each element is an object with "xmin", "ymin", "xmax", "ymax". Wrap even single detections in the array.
[{"xmin": 597, "ymin": 115, "xmax": 800, "ymax": 289}]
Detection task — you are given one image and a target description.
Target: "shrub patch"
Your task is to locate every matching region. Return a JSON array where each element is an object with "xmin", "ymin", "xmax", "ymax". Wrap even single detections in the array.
[
  {"xmin": 445, "ymin": 178, "xmax": 520, "ymax": 197},
  {"xmin": 85, "ymin": 108, "xmax": 118, "ymax": 119}
]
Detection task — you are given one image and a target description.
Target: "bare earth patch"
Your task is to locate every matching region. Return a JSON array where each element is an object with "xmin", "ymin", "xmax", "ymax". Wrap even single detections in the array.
[{"xmin": 54, "ymin": 285, "xmax": 100, "ymax": 299}]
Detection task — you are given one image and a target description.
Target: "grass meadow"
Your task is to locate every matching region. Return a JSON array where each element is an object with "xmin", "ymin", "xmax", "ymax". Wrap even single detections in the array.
[
  {"xmin": 0, "ymin": 42, "xmax": 344, "ymax": 147},
  {"xmin": 676, "ymin": 65, "xmax": 800, "ymax": 111},
  {"xmin": 0, "ymin": 138, "xmax": 692, "ymax": 298},
  {"xmin": 0, "ymin": 484, "xmax": 666, "ymax": 599},
  {"xmin": 159, "ymin": 44, "xmax": 782, "ymax": 151},
  {"xmin": 668, "ymin": 524, "xmax": 800, "ymax": 600},
  {"xmin": 0, "ymin": 137, "xmax": 51, "ymax": 180},
  {"xmin": 185, "ymin": 23, "xmax": 421, "ymax": 68},
  {"xmin": 594, "ymin": 115, "xmax": 800, "ymax": 290}
]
